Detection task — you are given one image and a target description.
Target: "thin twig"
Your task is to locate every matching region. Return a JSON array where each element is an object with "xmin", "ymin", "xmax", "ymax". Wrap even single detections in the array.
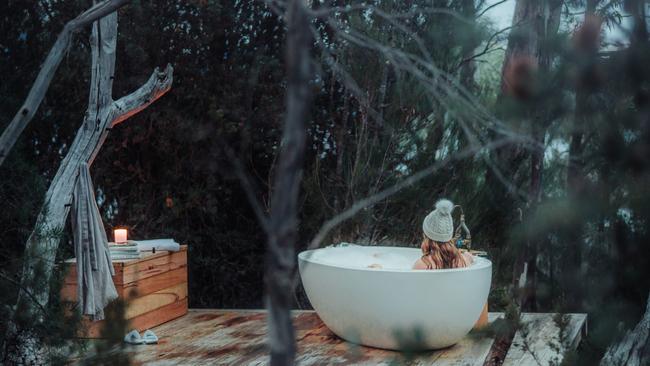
[
  {"xmin": 0, "ymin": 271, "xmax": 48, "ymax": 316},
  {"xmin": 477, "ymin": 0, "xmax": 509, "ymax": 18},
  {"xmin": 219, "ymin": 140, "xmax": 271, "ymax": 234},
  {"xmin": 306, "ymin": 137, "xmax": 516, "ymax": 251}
]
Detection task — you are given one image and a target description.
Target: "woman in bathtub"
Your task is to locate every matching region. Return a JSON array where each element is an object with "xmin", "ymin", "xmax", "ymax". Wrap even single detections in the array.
[{"xmin": 413, "ymin": 199, "xmax": 474, "ymax": 270}]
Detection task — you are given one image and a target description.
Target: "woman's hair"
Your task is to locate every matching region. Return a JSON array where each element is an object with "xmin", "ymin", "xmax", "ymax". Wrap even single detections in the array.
[{"xmin": 420, "ymin": 237, "xmax": 468, "ymax": 269}]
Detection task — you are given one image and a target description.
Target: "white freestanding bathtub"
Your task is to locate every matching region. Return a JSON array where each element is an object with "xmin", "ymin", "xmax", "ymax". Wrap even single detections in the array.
[{"xmin": 298, "ymin": 244, "xmax": 491, "ymax": 350}]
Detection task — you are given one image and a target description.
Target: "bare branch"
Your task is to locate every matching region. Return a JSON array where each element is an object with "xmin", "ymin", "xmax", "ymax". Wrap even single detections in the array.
[
  {"xmin": 307, "ymin": 1, "xmax": 539, "ymax": 214},
  {"xmin": 220, "ymin": 141, "xmax": 271, "ymax": 234},
  {"xmin": 477, "ymin": 0, "xmax": 509, "ymax": 18},
  {"xmin": 455, "ymin": 25, "xmax": 517, "ymax": 71},
  {"xmin": 111, "ymin": 64, "xmax": 174, "ymax": 126},
  {"xmin": 0, "ymin": 0, "xmax": 131, "ymax": 167},
  {"xmin": 309, "ymin": 3, "xmax": 475, "ymax": 27},
  {"xmin": 319, "ymin": 12, "xmax": 523, "ymax": 142},
  {"xmin": 306, "ymin": 137, "xmax": 516, "ymax": 251},
  {"xmin": 0, "ymin": 271, "xmax": 48, "ymax": 317}
]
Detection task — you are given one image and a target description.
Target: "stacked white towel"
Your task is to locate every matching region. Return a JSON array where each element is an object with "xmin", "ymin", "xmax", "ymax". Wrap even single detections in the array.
[
  {"xmin": 108, "ymin": 238, "xmax": 181, "ymax": 261},
  {"xmin": 134, "ymin": 238, "xmax": 180, "ymax": 252},
  {"xmin": 108, "ymin": 242, "xmax": 141, "ymax": 260}
]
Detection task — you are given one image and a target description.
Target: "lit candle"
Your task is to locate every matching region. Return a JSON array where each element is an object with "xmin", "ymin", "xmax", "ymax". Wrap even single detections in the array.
[{"xmin": 114, "ymin": 228, "xmax": 128, "ymax": 244}]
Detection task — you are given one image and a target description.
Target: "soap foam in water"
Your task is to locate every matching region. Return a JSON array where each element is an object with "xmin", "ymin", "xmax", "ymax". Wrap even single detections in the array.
[{"xmin": 305, "ymin": 243, "xmax": 417, "ymax": 270}]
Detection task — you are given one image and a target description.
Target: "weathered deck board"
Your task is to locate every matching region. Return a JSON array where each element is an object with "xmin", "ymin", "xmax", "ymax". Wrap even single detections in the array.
[
  {"xmin": 128, "ymin": 310, "xmax": 502, "ymax": 365},
  {"xmin": 502, "ymin": 313, "xmax": 588, "ymax": 366},
  {"xmin": 124, "ymin": 309, "xmax": 586, "ymax": 365}
]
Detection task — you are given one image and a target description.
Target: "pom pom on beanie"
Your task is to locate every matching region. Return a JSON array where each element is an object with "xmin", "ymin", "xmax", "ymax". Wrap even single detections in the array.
[
  {"xmin": 434, "ymin": 199, "xmax": 454, "ymax": 215},
  {"xmin": 422, "ymin": 199, "xmax": 455, "ymax": 242}
]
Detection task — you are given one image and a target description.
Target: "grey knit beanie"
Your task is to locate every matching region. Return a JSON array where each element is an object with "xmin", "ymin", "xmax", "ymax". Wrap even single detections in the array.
[{"xmin": 422, "ymin": 199, "xmax": 455, "ymax": 242}]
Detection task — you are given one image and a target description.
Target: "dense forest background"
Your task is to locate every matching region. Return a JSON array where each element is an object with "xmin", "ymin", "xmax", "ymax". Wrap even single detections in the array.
[{"xmin": 1, "ymin": 0, "xmax": 650, "ymax": 364}]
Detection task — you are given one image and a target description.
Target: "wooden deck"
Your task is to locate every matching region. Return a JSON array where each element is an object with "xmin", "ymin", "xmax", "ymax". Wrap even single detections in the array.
[{"xmin": 124, "ymin": 309, "xmax": 587, "ymax": 365}]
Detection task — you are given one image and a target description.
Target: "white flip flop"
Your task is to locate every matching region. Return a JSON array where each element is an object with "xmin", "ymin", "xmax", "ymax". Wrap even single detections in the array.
[
  {"xmin": 124, "ymin": 329, "xmax": 144, "ymax": 345},
  {"xmin": 142, "ymin": 329, "xmax": 159, "ymax": 344}
]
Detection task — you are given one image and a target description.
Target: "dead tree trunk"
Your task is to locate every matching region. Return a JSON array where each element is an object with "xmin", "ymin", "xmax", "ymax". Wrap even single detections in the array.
[
  {"xmin": 4, "ymin": 8, "xmax": 172, "ymax": 364},
  {"xmin": 265, "ymin": 0, "xmax": 312, "ymax": 364},
  {"xmin": 0, "ymin": 0, "xmax": 132, "ymax": 167},
  {"xmin": 600, "ymin": 293, "xmax": 650, "ymax": 366}
]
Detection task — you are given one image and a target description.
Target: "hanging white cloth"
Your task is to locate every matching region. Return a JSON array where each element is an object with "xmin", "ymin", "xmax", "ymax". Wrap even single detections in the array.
[{"xmin": 71, "ymin": 163, "xmax": 117, "ymax": 321}]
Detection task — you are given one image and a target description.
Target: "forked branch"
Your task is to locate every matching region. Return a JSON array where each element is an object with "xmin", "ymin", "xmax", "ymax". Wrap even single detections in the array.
[
  {"xmin": 0, "ymin": 0, "xmax": 131, "ymax": 167},
  {"xmin": 112, "ymin": 64, "xmax": 174, "ymax": 126}
]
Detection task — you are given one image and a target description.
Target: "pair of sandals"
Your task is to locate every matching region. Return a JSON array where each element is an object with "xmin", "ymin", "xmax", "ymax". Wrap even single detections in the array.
[{"xmin": 124, "ymin": 329, "xmax": 159, "ymax": 345}]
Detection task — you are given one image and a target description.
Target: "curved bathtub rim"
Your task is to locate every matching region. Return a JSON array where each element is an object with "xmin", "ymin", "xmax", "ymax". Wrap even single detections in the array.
[{"xmin": 298, "ymin": 246, "xmax": 492, "ymax": 274}]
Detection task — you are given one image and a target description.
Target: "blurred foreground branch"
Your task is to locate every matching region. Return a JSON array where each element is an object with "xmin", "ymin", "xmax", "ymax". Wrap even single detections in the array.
[{"xmin": 254, "ymin": 0, "xmax": 313, "ymax": 364}]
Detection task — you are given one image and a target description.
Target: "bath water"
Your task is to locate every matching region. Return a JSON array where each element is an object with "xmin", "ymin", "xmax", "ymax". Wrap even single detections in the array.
[{"xmin": 304, "ymin": 243, "xmax": 417, "ymax": 270}]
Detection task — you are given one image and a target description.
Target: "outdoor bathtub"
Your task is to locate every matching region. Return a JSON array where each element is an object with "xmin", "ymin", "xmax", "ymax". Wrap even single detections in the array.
[{"xmin": 298, "ymin": 245, "xmax": 491, "ymax": 350}]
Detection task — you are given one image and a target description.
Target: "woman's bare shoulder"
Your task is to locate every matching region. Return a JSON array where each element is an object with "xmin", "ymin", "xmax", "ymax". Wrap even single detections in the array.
[
  {"xmin": 413, "ymin": 258, "xmax": 429, "ymax": 270},
  {"xmin": 462, "ymin": 252, "xmax": 474, "ymax": 266}
]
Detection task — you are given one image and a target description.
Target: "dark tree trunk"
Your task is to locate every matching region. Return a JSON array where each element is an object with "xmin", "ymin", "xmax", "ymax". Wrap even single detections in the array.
[
  {"xmin": 265, "ymin": 0, "xmax": 312, "ymax": 365},
  {"xmin": 566, "ymin": 0, "xmax": 600, "ymax": 310},
  {"xmin": 493, "ymin": 0, "xmax": 562, "ymax": 311}
]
